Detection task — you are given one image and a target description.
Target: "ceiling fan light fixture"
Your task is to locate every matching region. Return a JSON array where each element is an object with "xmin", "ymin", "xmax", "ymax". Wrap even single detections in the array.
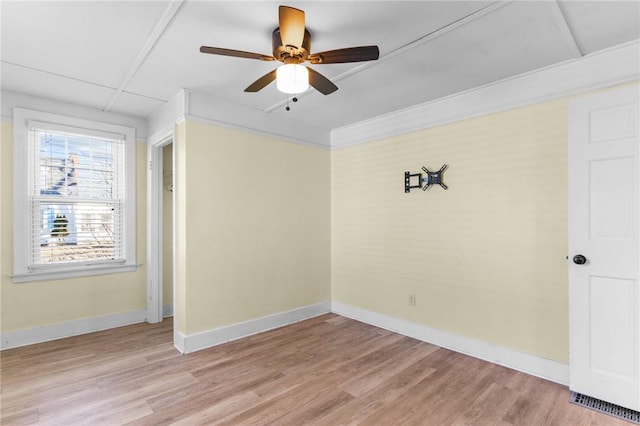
[{"xmin": 276, "ymin": 64, "xmax": 308, "ymax": 94}]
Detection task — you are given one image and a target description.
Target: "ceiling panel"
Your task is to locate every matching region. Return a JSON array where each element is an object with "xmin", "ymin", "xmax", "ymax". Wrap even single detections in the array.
[
  {"xmin": 127, "ymin": 1, "xmax": 494, "ymax": 112},
  {"xmin": 125, "ymin": 1, "xmax": 278, "ymax": 103},
  {"xmin": 272, "ymin": 1, "xmax": 586, "ymax": 129},
  {"xmin": 559, "ymin": 0, "xmax": 640, "ymax": 54},
  {"xmin": 1, "ymin": 1, "xmax": 638, "ymax": 132},
  {"xmin": 1, "ymin": 1, "xmax": 171, "ymax": 89},
  {"xmin": 107, "ymin": 91, "xmax": 166, "ymax": 119},
  {"xmin": 1, "ymin": 62, "xmax": 115, "ymax": 111}
]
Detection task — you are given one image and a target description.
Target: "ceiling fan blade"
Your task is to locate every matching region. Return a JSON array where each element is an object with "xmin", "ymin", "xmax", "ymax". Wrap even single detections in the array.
[
  {"xmin": 200, "ymin": 46, "xmax": 275, "ymax": 61},
  {"xmin": 279, "ymin": 5, "xmax": 305, "ymax": 49},
  {"xmin": 244, "ymin": 69, "xmax": 277, "ymax": 92},
  {"xmin": 307, "ymin": 67, "xmax": 338, "ymax": 95},
  {"xmin": 308, "ymin": 46, "xmax": 379, "ymax": 64}
]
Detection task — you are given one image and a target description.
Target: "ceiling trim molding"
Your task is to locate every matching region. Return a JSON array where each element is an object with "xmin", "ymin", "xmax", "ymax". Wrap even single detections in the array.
[
  {"xmin": 103, "ymin": 0, "xmax": 186, "ymax": 113},
  {"xmin": 182, "ymin": 113, "xmax": 330, "ymax": 150},
  {"xmin": 147, "ymin": 89, "xmax": 187, "ymax": 141},
  {"xmin": 185, "ymin": 90, "xmax": 331, "ymax": 148},
  {"xmin": 146, "ymin": 89, "xmax": 331, "ymax": 148},
  {"xmin": 331, "ymin": 39, "xmax": 640, "ymax": 149}
]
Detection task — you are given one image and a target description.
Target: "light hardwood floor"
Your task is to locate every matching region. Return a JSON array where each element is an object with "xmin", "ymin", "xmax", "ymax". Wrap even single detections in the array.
[{"xmin": 0, "ymin": 314, "xmax": 630, "ymax": 425}]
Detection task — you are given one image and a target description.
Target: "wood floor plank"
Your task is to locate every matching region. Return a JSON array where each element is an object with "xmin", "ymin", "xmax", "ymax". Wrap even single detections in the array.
[
  {"xmin": 1, "ymin": 314, "xmax": 630, "ymax": 426},
  {"xmin": 169, "ymin": 391, "xmax": 262, "ymax": 426},
  {"xmin": 312, "ymin": 352, "xmax": 439, "ymax": 425},
  {"xmin": 450, "ymin": 381, "xmax": 520, "ymax": 425},
  {"xmin": 338, "ymin": 341, "xmax": 439, "ymax": 398},
  {"xmin": 272, "ymin": 388, "xmax": 355, "ymax": 425},
  {"xmin": 502, "ymin": 377, "xmax": 565, "ymax": 425}
]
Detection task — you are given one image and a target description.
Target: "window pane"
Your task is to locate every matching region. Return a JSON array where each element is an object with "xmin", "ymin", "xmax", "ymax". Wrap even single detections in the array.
[
  {"xmin": 28, "ymin": 127, "xmax": 126, "ymax": 268},
  {"xmin": 32, "ymin": 201, "xmax": 124, "ymax": 265},
  {"xmin": 35, "ymin": 130, "xmax": 124, "ymax": 200}
]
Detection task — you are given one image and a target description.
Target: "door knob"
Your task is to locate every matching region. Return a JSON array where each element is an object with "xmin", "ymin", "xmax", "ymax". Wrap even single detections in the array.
[{"xmin": 573, "ymin": 254, "xmax": 587, "ymax": 265}]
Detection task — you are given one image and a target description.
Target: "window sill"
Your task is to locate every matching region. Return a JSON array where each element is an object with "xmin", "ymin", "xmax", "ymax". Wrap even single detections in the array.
[{"xmin": 11, "ymin": 263, "xmax": 140, "ymax": 283}]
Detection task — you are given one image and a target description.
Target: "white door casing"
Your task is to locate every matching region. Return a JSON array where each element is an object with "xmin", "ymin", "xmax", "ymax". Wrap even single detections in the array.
[
  {"xmin": 146, "ymin": 129, "xmax": 174, "ymax": 324},
  {"xmin": 569, "ymin": 85, "xmax": 640, "ymax": 411}
]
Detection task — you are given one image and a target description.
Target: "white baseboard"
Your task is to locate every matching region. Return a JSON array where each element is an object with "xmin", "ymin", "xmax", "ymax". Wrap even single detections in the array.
[
  {"xmin": 175, "ymin": 301, "xmax": 331, "ymax": 354},
  {"xmin": 331, "ymin": 301, "xmax": 569, "ymax": 385},
  {"xmin": 0, "ymin": 309, "xmax": 147, "ymax": 350},
  {"xmin": 174, "ymin": 328, "xmax": 186, "ymax": 354},
  {"xmin": 2, "ymin": 300, "xmax": 568, "ymax": 387}
]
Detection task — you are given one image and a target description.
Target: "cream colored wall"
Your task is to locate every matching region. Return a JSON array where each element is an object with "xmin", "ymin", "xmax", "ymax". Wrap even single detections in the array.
[
  {"xmin": 0, "ymin": 122, "xmax": 147, "ymax": 333},
  {"xmin": 332, "ymin": 98, "xmax": 570, "ymax": 363},
  {"xmin": 174, "ymin": 121, "xmax": 187, "ymax": 335},
  {"xmin": 175, "ymin": 120, "xmax": 331, "ymax": 335},
  {"xmin": 0, "ymin": 123, "xmax": 4, "ymax": 318},
  {"xmin": 162, "ymin": 143, "xmax": 173, "ymax": 310}
]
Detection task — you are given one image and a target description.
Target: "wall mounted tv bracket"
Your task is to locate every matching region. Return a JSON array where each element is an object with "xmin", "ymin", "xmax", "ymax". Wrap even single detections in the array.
[{"xmin": 404, "ymin": 164, "xmax": 449, "ymax": 193}]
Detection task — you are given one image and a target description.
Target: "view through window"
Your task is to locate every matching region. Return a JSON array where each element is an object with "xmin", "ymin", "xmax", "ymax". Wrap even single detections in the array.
[{"xmin": 30, "ymin": 127, "xmax": 125, "ymax": 268}]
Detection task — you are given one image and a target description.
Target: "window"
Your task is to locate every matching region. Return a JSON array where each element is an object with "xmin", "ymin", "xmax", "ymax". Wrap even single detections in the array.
[{"xmin": 13, "ymin": 108, "xmax": 136, "ymax": 282}]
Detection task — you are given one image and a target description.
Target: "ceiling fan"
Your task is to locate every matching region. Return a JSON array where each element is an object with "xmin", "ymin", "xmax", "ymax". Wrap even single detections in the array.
[{"xmin": 199, "ymin": 5, "xmax": 380, "ymax": 95}]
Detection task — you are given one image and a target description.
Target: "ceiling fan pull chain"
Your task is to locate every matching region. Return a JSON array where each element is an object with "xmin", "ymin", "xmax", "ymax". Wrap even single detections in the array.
[{"xmin": 285, "ymin": 95, "xmax": 300, "ymax": 111}]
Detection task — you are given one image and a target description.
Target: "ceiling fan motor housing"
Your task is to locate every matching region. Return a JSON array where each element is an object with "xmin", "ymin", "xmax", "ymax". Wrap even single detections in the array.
[{"xmin": 272, "ymin": 28, "xmax": 311, "ymax": 64}]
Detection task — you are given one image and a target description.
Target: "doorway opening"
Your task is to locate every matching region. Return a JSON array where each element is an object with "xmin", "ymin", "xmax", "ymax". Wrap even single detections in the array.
[
  {"xmin": 147, "ymin": 132, "xmax": 174, "ymax": 324},
  {"xmin": 162, "ymin": 143, "xmax": 174, "ymax": 318}
]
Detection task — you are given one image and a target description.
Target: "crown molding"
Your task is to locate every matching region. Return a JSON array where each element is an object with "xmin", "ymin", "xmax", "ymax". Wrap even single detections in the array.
[
  {"xmin": 184, "ymin": 90, "xmax": 331, "ymax": 149},
  {"xmin": 331, "ymin": 40, "xmax": 640, "ymax": 149},
  {"xmin": 146, "ymin": 89, "xmax": 331, "ymax": 149}
]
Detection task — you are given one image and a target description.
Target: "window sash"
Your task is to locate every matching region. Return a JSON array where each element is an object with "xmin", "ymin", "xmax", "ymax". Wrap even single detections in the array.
[
  {"xmin": 28, "ymin": 127, "xmax": 125, "ymax": 202},
  {"xmin": 13, "ymin": 108, "xmax": 136, "ymax": 281},
  {"xmin": 27, "ymin": 126, "xmax": 126, "ymax": 269},
  {"xmin": 29, "ymin": 200, "xmax": 125, "ymax": 269}
]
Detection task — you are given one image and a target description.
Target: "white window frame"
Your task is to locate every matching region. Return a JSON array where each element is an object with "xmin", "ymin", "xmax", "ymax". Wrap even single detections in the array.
[{"xmin": 12, "ymin": 108, "xmax": 137, "ymax": 282}]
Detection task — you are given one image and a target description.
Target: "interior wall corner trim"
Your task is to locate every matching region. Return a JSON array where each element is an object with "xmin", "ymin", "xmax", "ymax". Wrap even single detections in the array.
[
  {"xmin": 331, "ymin": 301, "xmax": 569, "ymax": 386},
  {"xmin": 331, "ymin": 39, "xmax": 640, "ymax": 149}
]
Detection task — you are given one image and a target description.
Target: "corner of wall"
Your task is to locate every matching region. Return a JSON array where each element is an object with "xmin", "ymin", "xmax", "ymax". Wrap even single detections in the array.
[{"xmin": 332, "ymin": 301, "xmax": 569, "ymax": 385}]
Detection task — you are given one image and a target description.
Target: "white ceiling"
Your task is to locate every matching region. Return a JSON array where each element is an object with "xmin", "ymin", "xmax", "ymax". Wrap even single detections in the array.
[{"xmin": 2, "ymin": 1, "xmax": 639, "ymax": 132}]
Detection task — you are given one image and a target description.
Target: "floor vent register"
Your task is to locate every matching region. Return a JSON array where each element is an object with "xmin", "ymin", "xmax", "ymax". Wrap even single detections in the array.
[{"xmin": 570, "ymin": 392, "xmax": 640, "ymax": 424}]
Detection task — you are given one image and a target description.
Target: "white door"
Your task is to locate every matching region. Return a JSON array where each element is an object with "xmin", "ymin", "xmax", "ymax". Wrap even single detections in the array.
[{"xmin": 569, "ymin": 85, "xmax": 640, "ymax": 412}]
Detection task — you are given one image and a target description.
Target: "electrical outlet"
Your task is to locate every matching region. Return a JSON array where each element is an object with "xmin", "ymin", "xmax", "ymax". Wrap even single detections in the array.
[{"xmin": 409, "ymin": 294, "xmax": 416, "ymax": 306}]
